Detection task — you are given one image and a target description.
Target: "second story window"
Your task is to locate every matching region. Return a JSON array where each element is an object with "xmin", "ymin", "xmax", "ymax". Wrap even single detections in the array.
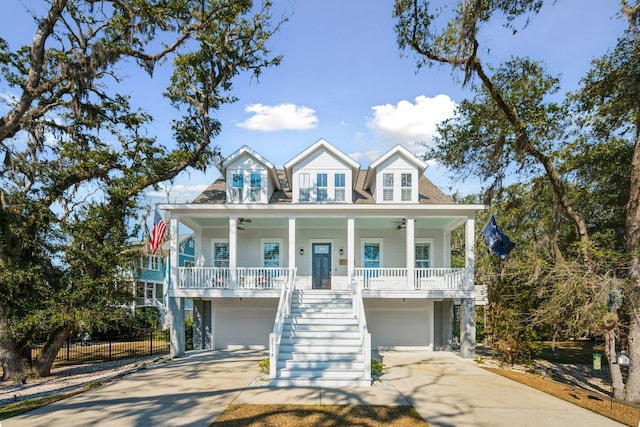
[
  {"xmin": 401, "ymin": 173, "xmax": 412, "ymax": 201},
  {"xmin": 250, "ymin": 173, "xmax": 262, "ymax": 202},
  {"xmin": 383, "ymin": 173, "xmax": 394, "ymax": 201},
  {"xmin": 317, "ymin": 173, "xmax": 328, "ymax": 202},
  {"xmin": 299, "ymin": 173, "xmax": 310, "ymax": 202},
  {"xmin": 232, "ymin": 173, "xmax": 243, "ymax": 202},
  {"xmin": 415, "ymin": 242, "xmax": 431, "ymax": 268},
  {"xmin": 262, "ymin": 241, "xmax": 281, "ymax": 267},
  {"xmin": 212, "ymin": 241, "xmax": 229, "ymax": 267},
  {"xmin": 335, "ymin": 173, "xmax": 345, "ymax": 202}
]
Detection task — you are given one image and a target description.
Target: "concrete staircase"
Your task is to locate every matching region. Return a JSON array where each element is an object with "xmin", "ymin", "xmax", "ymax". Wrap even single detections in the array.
[{"xmin": 271, "ymin": 290, "xmax": 370, "ymax": 387}]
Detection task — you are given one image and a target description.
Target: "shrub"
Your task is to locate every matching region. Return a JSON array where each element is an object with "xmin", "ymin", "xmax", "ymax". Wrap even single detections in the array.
[
  {"xmin": 185, "ymin": 315, "xmax": 194, "ymax": 351},
  {"xmin": 371, "ymin": 359, "xmax": 385, "ymax": 379},
  {"xmin": 259, "ymin": 357, "xmax": 270, "ymax": 374}
]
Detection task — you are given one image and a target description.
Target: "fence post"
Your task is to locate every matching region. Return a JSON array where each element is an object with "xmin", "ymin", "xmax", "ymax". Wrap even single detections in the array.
[
  {"xmin": 67, "ymin": 334, "xmax": 71, "ymax": 361},
  {"xmin": 109, "ymin": 340, "xmax": 112, "ymax": 361},
  {"xmin": 149, "ymin": 331, "xmax": 153, "ymax": 356}
]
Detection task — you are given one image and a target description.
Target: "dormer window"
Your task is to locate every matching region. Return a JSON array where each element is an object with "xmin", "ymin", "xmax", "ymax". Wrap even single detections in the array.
[
  {"xmin": 232, "ymin": 173, "xmax": 244, "ymax": 202},
  {"xmin": 250, "ymin": 173, "xmax": 262, "ymax": 202},
  {"xmin": 335, "ymin": 173, "xmax": 345, "ymax": 202},
  {"xmin": 383, "ymin": 173, "xmax": 394, "ymax": 201},
  {"xmin": 401, "ymin": 173, "xmax": 412, "ymax": 201},
  {"xmin": 299, "ymin": 173, "xmax": 311, "ymax": 202},
  {"xmin": 317, "ymin": 173, "xmax": 328, "ymax": 202}
]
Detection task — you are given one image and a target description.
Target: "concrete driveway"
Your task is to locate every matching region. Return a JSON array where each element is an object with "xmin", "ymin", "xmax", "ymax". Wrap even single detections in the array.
[{"xmin": 3, "ymin": 350, "xmax": 626, "ymax": 427}]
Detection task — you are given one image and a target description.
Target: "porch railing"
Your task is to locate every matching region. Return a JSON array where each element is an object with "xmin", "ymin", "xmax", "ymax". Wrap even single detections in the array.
[
  {"xmin": 352, "ymin": 267, "xmax": 467, "ymax": 290},
  {"xmin": 177, "ymin": 267, "xmax": 294, "ymax": 289},
  {"xmin": 269, "ymin": 268, "xmax": 296, "ymax": 379},
  {"xmin": 351, "ymin": 279, "xmax": 371, "ymax": 383}
]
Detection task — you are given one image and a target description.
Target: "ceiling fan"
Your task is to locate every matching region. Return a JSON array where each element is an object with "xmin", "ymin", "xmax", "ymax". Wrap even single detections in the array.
[{"xmin": 237, "ymin": 217, "xmax": 251, "ymax": 230}]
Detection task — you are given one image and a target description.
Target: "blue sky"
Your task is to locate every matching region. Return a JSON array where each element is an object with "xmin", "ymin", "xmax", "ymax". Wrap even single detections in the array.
[{"xmin": 0, "ymin": 1, "xmax": 628, "ymax": 205}]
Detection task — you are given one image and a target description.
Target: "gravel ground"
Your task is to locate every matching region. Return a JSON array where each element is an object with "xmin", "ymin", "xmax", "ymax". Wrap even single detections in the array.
[{"xmin": 0, "ymin": 356, "xmax": 169, "ymax": 406}]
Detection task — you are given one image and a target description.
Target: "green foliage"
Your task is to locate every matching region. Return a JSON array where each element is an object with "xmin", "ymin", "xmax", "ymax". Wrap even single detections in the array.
[
  {"xmin": 371, "ymin": 359, "xmax": 385, "ymax": 379},
  {"xmin": 0, "ymin": 0, "xmax": 284, "ymax": 379},
  {"xmin": 259, "ymin": 357, "xmax": 270, "ymax": 374},
  {"xmin": 185, "ymin": 315, "xmax": 194, "ymax": 352},
  {"xmin": 134, "ymin": 307, "xmax": 161, "ymax": 331}
]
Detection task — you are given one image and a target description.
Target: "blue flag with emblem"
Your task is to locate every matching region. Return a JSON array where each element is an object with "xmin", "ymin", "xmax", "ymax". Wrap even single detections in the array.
[{"xmin": 482, "ymin": 214, "xmax": 515, "ymax": 259}]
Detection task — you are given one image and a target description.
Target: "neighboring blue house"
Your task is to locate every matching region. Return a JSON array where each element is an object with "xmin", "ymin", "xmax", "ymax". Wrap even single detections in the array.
[{"xmin": 131, "ymin": 234, "xmax": 196, "ymax": 326}]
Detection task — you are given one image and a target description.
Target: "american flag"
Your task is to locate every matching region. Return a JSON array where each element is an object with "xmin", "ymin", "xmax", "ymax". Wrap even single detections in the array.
[{"xmin": 150, "ymin": 210, "xmax": 166, "ymax": 255}]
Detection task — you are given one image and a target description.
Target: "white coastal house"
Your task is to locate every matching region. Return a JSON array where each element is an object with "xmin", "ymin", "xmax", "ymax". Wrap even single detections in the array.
[{"xmin": 159, "ymin": 139, "xmax": 484, "ymax": 386}]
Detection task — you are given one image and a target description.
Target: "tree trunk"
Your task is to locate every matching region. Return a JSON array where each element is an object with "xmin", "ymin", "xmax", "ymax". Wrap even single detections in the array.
[
  {"xmin": 0, "ymin": 306, "xmax": 25, "ymax": 382},
  {"xmin": 603, "ymin": 328, "xmax": 625, "ymax": 399},
  {"xmin": 33, "ymin": 327, "xmax": 72, "ymax": 377},
  {"xmin": 622, "ymin": 289, "xmax": 640, "ymax": 404}
]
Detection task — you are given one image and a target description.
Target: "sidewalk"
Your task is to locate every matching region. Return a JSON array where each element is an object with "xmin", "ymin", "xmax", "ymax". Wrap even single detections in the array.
[{"xmin": 3, "ymin": 350, "xmax": 626, "ymax": 427}]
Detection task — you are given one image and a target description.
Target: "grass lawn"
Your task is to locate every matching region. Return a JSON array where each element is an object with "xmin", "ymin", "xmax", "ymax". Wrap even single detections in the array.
[{"xmin": 211, "ymin": 404, "xmax": 427, "ymax": 427}]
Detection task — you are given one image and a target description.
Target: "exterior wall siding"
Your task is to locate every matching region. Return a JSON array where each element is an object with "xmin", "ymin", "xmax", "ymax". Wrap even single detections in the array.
[
  {"xmin": 364, "ymin": 299, "xmax": 434, "ymax": 349},
  {"xmin": 212, "ymin": 299, "xmax": 278, "ymax": 349}
]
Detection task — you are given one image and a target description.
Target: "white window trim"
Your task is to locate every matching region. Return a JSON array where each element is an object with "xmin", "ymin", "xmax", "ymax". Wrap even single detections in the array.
[
  {"xmin": 211, "ymin": 238, "xmax": 230, "ymax": 268},
  {"xmin": 415, "ymin": 238, "xmax": 435, "ymax": 268},
  {"xmin": 260, "ymin": 238, "xmax": 283, "ymax": 267},
  {"xmin": 361, "ymin": 238, "xmax": 383, "ymax": 267}
]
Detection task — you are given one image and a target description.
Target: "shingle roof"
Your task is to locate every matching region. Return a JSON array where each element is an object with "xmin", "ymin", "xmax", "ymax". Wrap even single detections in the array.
[{"xmin": 190, "ymin": 170, "xmax": 453, "ymax": 204}]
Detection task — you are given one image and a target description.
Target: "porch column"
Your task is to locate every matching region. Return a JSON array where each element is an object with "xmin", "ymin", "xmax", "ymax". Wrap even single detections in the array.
[
  {"xmin": 288, "ymin": 217, "xmax": 296, "ymax": 271},
  {"xmin": 168, "ymin": 217, "xmax": 185, "ymax": 357},
  {"xmin": 229, "ymin": 217, "xmax": 238, "ymax": 287},
  {"xmin": 461, "ymin": 217, "xmax": 476, "ymax": 358},
  {"xmin": 169, "ymin": 297, "xmax": 185, "ymax": 357},
  {"xmin": 405, "ymin": 217, "xmax": 415, "ymax": 289},
  {"xmin": 193, "ymin": 300, "xmax": 212, "ymax": 350},
  {"xmin": 347, "ymin": 217, "xmax": 355, "ymax": 280}
]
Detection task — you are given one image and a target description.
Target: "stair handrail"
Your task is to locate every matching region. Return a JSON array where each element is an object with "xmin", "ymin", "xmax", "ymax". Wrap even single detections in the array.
[
  {"xmin": 351, "ymin": 278, "xmax": 371, "ymax": 382},
  {"xmin": 269, "ymin": 267, "xmax": 296, "ymax": 379}
]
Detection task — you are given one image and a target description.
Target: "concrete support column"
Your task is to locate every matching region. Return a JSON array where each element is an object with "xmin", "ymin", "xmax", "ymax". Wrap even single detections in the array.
[
  {"xmin": 405, "ymin": 217, "xmax": 415, "ymax": 289},
  {"xmin": 347, "ymin": 217, "xmax": 355, "ymax": 280},
  {"xmin": 169, "ymin": 296, "xmax": 185, "ymax": 357},
  {"xmin": 193, "ymin": 300, "xmax": 212, "ymax": 350},
  {"xmin": 461, "ymin": 216, "xmax": 477, "ymax": 358},
  {"xmin": 442, "ymin": 300, "xmax": 454, "ymax": 351},
  {"xmin": 460, "ymin": 298, "xmax": 476, "ymax": 358},
  {"xmin": 229, "ymin": 217, "xmax": 238, "ymax": 287}
]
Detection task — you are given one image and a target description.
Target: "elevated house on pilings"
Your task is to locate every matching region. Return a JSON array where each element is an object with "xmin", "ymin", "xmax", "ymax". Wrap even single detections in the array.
[{"xmin": 160, "ymin": 138, "xmax": 485, "ymax": 386}]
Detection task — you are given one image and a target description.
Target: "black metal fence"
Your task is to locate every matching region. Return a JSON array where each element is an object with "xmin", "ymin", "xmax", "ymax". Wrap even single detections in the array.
[{"xmin": 32, "ymin": 330, "xmax": 170, "ymax": 366}]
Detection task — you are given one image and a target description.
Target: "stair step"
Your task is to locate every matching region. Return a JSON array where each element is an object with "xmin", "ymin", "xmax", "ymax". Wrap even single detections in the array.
[
  {"xmin": 287, "ymin": 312, "xmax": 355, "ymax": 319},
  {"xmin": 283, "ymin": 330, "xmax": 361, "ymax": 339},
  {"xmin": 278, "ymin": 369, "xmax": 367, "ymax": 380},
  {"xmin": 285, "ymin": 317, "xmax": 359, "ymax": 325},
  {"xmin": 281, "ymin": 337, "xmax": 362, "ymax": 346},
  {"xmin": 278, "ymin": 360, "xmax": 364, "ymax": 370},
  {"xmin": 283, "ymin": 323, "xmax": 358, "ymax": 332},
  {"xmin": 280, "ymin": 344, "xmax": 362, "ymax": 353},
  {"xmin": 279, "ymin": 352, "xmax": 363, "ymax": 362}
]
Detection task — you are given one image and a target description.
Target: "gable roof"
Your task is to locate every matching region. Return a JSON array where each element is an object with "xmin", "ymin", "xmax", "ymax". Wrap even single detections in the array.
[
  {"xmin": 363, "ymin": 145, "xmax": 428, "ymax": 191},
  {"xmin": 221, "ymin": 145, "xmax": 281, "ymax": 191},
  {"xmin": 284, "ymin": 139, "xmax": 360, "ymax": 189},
  {"xmin": 191, "ymin": 170, "xmax": 452, "ymax": 204}
]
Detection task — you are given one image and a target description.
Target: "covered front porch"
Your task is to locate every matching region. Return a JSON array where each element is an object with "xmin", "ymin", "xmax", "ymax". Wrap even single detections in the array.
[{"xmin": 162, "ymin": 205, "xmax": 478, "ymax": 295}]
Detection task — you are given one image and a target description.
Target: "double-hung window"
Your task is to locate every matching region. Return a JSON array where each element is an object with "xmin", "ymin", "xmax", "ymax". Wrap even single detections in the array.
[
  {"xmin": 262, "ymin": 241, "xmax": 281, "ymax": 267},
  {"xmin": 232, "ymin": 173, "xmax": 244, "ymax": 202},
  {"xmin": 363, "ymin": 240, "xmax": 381, "ymax": 279},
  {"xmin": 383, "ymin": 173, "xmax": 394, "ymax": 201},
  {"xmin": 249, "ymin": 172, "xmax": 262, "ymax": 202},
  {"xmin": 299, "ymin": 173, "xmax": 310, "ymax": 202},
  {"xmin": 415, "ymin": 241, "xmax": 432, "ymax": 268},
  {"xmin": 212, "ymin": 241, "xmax": 229, "ymax": 267},
  {"xmin": 317, "ymin": 173, "xmax": 328, "ymax": 202},
  {"xmin": 334, "ymin": 173, "xmax": 346, "ymax": 202},
  {"xmin": 401, "ymin": 173, "xmax": 412, "ymax": 201}
]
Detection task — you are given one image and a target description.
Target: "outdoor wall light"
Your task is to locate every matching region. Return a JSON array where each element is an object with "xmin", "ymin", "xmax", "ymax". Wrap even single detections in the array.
[
  {"xmin": 339, "ymin": 248, "xmax": 344, "ymax": 256},
  {"xmin": 299, "ymin": 248, "xmax": 304, "ymax": 255}
]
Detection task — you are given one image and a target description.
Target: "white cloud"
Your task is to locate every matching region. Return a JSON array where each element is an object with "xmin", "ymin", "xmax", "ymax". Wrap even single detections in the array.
[
  {"xmin": 237, "ymin": 103, "xmax": 318, "ymax": 132},
  {"xmin": 367, "ymin": 94, "xmax": 456, "ymax": 151}
]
